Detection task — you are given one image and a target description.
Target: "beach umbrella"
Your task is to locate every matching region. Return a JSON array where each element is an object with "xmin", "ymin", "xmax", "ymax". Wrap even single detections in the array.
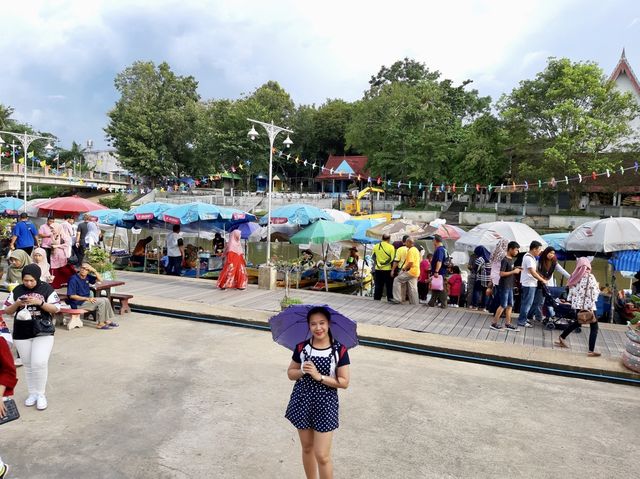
[
  {"xmin": 289, "ymin": 220, "xmax": 355, "ymax": 245},
  {"xmin": 424, "ymin": 223, "xmax": 466, "ymax": 240},
  {"xmin": 323, "ymin": 208, "xmax": 352, "ymax": 223},
  {"xmin": 541, "ymin": 233, "xmax": 569, "ymax": 252},
  {"xmin": 565, "ymin": 217, "xmax": 640, "ymax": 253},
  {"xmin": 229, "ymin": 221, "xmax": 261, "ymax": 240},
  {"xmin": 455, "ymin": 221, "xmax": 547, "ymax": 253},
  {"xmin": 86, "ymin": 208, "xmax": 126, "ymax": 226},
  {"xmin": 346, "ymin": 218, "xmax": 386, "ymax": 244},
  {"xmin": 260, "ymin": 204, "xmax": 332, "ymax": 226},
  {"xmin": 37, "ymin": 195, "xmax": 106, "ymax": 217},
  {"xmin": 160, "ymin": 202, "xmax": 255, "ymax": 224},
  {"xmin": 269, "ymin": 304, "xmax": 358, "ymax": 351},
  {"xmin": 0, "ymin": 197, "xmax": 24, "ymax": 214},
  {"xmin": 366, "ymin": 219, "xmax": 430, "ymax": 243},
  {"xmin": 122, "ymin": 202, "xmax": 174, "ymax": 222}
]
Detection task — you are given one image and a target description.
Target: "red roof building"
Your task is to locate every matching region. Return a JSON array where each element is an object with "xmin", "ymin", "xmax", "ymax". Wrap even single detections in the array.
[{"xmin": 315, "ymin": 155, "xmax": 370, "ymax": 193}]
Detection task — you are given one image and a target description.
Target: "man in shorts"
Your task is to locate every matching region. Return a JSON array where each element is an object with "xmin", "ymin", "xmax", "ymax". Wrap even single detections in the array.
[{"xmin": 490, "ymin": 241, "xmax": 522, "ymax": 331}]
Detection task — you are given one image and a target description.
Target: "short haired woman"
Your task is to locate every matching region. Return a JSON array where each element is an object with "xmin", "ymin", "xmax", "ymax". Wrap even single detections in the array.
[{"xmin": 285, "ymin": 306, "xmax": 351, "ymax": 479}]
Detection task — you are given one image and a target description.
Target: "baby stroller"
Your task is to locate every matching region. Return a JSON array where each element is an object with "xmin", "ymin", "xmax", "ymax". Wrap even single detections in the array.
[{"xmin": 541, "ymin": 285, "xmax": 580, "ymax": 332}]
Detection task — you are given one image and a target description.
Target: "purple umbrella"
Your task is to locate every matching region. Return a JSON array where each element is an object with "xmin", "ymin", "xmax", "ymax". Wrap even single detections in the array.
[
  {"xmin": 229, "ymin": 221, "xmax": 260, "ymax": 239},
  {"xmin": 269, "ymin": 304, "xmax": 359, "ymax": 351}
]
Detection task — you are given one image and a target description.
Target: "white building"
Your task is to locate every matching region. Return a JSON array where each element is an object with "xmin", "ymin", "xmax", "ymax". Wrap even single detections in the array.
[
  {"xmin": 83, "ymin": 150, "xmax": 127, "ymax": 174},
  {"xmin": 609, "ymin": 49, "xmax": 640, "ymax": 144}
]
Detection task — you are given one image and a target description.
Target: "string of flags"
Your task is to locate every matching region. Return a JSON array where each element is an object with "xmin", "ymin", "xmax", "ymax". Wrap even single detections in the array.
[{"xmin": 263, "ymin": 148, "xmax": 639, "ymax": 194}]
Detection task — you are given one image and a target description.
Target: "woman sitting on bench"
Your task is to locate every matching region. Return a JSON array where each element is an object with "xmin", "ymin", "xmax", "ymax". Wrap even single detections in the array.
[{"xmin": 66, "ymin": 264, "xmax": 118, "ymax": 330}]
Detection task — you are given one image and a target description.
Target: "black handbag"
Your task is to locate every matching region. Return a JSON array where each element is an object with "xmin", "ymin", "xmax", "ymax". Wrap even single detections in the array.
[
  {"xmin": 0, "ymin": 398, "xmax": 20, "ymax": 425},
  {"xmin": 32, "ymin": 311, "xmax": 55, "ymax": 336}
]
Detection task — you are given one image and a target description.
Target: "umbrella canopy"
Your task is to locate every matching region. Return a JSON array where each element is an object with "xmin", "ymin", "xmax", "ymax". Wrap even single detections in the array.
[
  {"xmin": 160, "ymin": 202, "xmax": 256, "ymax": 225},
  {"xmin": 260, "ymin": 204, "xmax": 332, "ymax": 226},
  {"xmin": 290, "ymin": 220, "xmax": 355, "ymax": 245},
  {"xmin": 323, "ymin": 208, "xmax": 352, "ymax": 223},
  {"xmin": 366, "ymin": 219, "xmax": 430, "ymax": 243},
  {"xmin": 122, "ymin": 202, "xmax": 174, "ymax": 222},
  {"xmin": 541, "ymin": 233, "xmax": 569, "ymax": 252},
  {"xmin": 37, "ymin": 195, "xmax": 106, "ymax": 217},
  {"xmin": 565, "ymin": 217, "xmax": 640, "ymax": 253},
  {"xmin": 229, "ymin": 221, "xmax": 261, "ymax": 239},
  {"xmin": 455, "ymin": 221, "xmax": 547, "ymax": 253},
  {"xmin": 0, "ymin": 197, "xmax": 25, "ymax": 214},
  {"xmin": 86, "ymin": 208, "xmax": 126, "ymax": 226},
  {"xmin": 424, "ymin": 223, "xmax": 466, "ymax": 240},
  {"xmin": 269, "ymin": 304, "xmax": 358, "ymax": 351},
  {"xmin": 248, "ymin": 223, "xmax": 301, "ymax": 242},
  {"xmin": 346, "ymin": 218, "xmax": 386, "ymax": 244}
]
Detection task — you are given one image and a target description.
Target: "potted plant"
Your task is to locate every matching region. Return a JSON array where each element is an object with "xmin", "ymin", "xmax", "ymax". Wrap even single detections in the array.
[
  {"xmin": 274, "ymin": 257, "xmax": 303, "ymax": 310},
  {"xmin": 85, "ymin": 247, "xmax": 116, "ymax": 279}
]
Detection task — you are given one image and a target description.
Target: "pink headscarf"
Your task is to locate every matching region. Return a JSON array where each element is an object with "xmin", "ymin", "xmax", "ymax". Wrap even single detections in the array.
[
  {"xmin": 224, "ymin": 229, "xmax": 244, "ymax": 256},
  {"xmin": 567, "ymin": 257, "xmax": 592, "ymax": 288},
  {"xmin": 31, "ymin": 247, "xmax": 52, "ymax": 282}
]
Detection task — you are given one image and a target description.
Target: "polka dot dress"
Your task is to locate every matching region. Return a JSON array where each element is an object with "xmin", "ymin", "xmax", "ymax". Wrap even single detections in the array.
[{"xmin": 285, "ymin": 347, "xmax": 341, "ymax": 433}]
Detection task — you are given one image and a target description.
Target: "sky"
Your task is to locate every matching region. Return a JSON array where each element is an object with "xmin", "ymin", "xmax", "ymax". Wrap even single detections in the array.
[{"xmin": 1, "ymin": 0, "xmax": 640, "ymax": 150}]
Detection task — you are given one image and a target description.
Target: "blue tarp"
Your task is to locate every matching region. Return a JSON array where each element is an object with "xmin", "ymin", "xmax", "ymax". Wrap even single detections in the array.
[{"xmin": 609, "ymin": 250, "xmax": 640, "ymax": 273}]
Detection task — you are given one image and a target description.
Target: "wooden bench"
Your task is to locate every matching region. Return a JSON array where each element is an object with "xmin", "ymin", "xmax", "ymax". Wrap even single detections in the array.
[
  {"xmin": 56, "ymin": 308, "xmax": 88, "ymax": 330},
  {"xmin": 110, "ymin": 293, "xmax": 133, "ymax": 315}
]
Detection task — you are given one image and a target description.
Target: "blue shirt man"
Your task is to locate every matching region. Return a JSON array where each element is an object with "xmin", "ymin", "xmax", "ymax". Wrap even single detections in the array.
[
  {"xmin": 67, "ymin": 272, "xmax": 97, "ymax": 309},
  {"xmin": 430, "ymin": 235, "xmax": 448, "ymax": 276},
  {"xmin": 10, "ymin": 213, "xmax": 38, "ymax": 254}
]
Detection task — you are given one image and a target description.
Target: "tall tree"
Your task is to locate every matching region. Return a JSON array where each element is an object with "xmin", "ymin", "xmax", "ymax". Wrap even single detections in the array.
[
  {"xmin": 498, "ymin": 57, "xmax": 640, "ymax": 187},
  {"xmin": 365, "ymin": 57, "xmax": 440, "ymax": 99},
  {"xmin": 0, "ymin": 104, "xmax": 14, "ymax": 130},
  {"xmin": 105, "ymin": 61, "xmax": 200, "ymax": 180}
]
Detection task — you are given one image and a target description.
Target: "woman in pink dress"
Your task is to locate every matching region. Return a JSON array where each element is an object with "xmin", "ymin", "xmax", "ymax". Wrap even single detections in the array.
[
  {"xmin": 217, "ymin": 230, "xmax": 247, "ymax": 290},
  {"xmin": 49, "ymin": 223, "xmax": 74, "ymax": 288}
]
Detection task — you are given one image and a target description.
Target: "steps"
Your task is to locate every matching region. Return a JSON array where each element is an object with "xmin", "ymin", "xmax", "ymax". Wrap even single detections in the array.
[{"xmin": 440, "ymin": 201, "xmax": 466, "ymax": 225}]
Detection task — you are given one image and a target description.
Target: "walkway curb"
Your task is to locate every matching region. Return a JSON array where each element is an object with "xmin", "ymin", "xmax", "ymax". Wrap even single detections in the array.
[{"xmin": 130, "ymin": 294, "xmax": 640, "ymax": 386}]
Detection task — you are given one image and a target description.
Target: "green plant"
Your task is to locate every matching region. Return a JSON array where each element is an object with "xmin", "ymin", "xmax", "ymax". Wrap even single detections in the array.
[
  {"xmin": 85, "ymin": 248, "xmax": 115, "ymax": 274},
  {"xmin": 0, "ymin": 218, "xmax": 14, "ymax": 239},
  {"xmin": 280, "ymin": 296, "xmax": 303, "ymax": 309},
  {"xmin": 100, "ymin": 192, "xmax": 131, "ymax": 210}
]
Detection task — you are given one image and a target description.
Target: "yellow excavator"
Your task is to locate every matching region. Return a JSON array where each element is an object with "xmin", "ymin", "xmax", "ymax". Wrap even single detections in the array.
[{"xmin": 343, "ymin": 187, "xmax": 390, "ymax": 221}]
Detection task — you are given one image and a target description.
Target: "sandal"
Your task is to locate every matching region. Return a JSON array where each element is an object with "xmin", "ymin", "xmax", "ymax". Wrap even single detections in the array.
[
  {"xmin": 554, "ymin": 338, "xmax": 569, "ymax": 348},
  {"xmin": 587, "ymin": 351, "xmax": 602, "ymax": 357},
  {"xmin": 96, "ymin": 324, "xmax": 110, "ymax": 330},
  {"xmin": 107, "ymin": 322, "xmax": 119, "ymax": 328}
]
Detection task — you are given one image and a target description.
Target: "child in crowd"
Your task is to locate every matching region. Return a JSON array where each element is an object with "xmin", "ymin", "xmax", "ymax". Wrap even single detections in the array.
[{"xmin": 447, "ymin": 265, "xmax": 462, "ymax": 307}]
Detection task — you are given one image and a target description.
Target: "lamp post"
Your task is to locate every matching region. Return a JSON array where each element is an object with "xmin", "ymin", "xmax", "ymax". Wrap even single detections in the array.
[
  {"xmin": 0, "ymin": 131, "xmax": 54, "ymax": 211},
  {"xmin": 0, "ymin": 136, "xmax": 4, "ymax": 169},
  {"xmin": 247, "ymin": 119, "xmax": 293, "ymax": 264}
]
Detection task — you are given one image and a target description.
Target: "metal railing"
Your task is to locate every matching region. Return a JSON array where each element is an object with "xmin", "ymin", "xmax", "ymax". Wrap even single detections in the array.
[{"xmin": 0, "ymin": 164, "xmax": 129, "ymax": 183}]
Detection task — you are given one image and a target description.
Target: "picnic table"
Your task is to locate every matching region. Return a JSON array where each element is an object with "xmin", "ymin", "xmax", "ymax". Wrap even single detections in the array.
[{"xmin": 91, "ymin": 280, "xmax": 125, "ymax": 302}]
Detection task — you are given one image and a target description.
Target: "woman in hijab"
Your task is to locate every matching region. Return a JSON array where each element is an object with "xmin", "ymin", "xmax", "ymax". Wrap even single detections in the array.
[
  {"xmin": 31, "ymin": 247, "xmax": 54, "ymax": 283},
  {"xmin": 217, "ymin": 230, "xmax": 247, "ymax": 290},
  {"xmin": 555, "ymin": 257, "xmax": 601, "ymax": 356},
  {"xmin": 471, "ymin": 246, "xmax": 491, "ymax": 310},
  {"xmin": 3, "ymin": 264, "xmax": 61, "ymax": 410},
  {"xmin": 5, "ymin": 249, "xmax": 32, "ymax": 285},
  {"xmin": 49, "ymin": 223, "xmax": 73, "ymax": 289}
]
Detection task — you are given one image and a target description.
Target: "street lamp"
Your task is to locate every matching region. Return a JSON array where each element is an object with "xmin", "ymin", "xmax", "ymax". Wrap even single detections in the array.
[
  {"xmin": 0, "ymin": 130, "xmax": 55, "ymax": 211},
  {"xmin": 247, "ymin": 119, "xmax": 293, "ymax": 264}
]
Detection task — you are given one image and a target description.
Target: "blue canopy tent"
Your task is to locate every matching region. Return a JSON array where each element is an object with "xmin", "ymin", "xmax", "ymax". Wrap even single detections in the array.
[
  {"xmin": 610, "ymin": 250, "xmax": 640, "ymax": 275},
  {"xmin": 541, "ymin": 232, "xmax": 573, "ymax": 261},
  {"xmin": 0, "ymin": 197, "xmax": 25, "ymax": 215},
  {"xmin": 122, "ymin": 202, "xmax": 174, "ymax": 228},
  {"xmin": 261, "ymin": 204, "xmax": 332, "ymax": 226}
]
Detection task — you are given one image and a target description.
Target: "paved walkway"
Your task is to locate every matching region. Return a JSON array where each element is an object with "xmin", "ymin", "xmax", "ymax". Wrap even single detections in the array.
[{"xmin": 115, "ymin": 271, "xmax": 629, "ymax": 358}]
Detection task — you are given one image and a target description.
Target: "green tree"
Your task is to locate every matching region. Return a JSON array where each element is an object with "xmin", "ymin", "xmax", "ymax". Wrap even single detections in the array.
[
  {"xmin": 346, "ymin": 62, "xmax": 490, "ymax": 186},
  {"xmin": 0, "ymin": 104, "xmax": 14, "ymax": 130},
  {"xmin": 105, "ymin": 61, "xmax": 200, "ymax": 180},
  {"xmin": 99, "ymin": 192, "xmax": 131, "ymax": 210},
  {"xmin": 365, "ymin": 57, "xmax": 440, "ymax": 99},
  {"xmin": 314, "ymin": 99, "xmax": 353, "ymax": 157},
  {"xmin": 498, "ymin": 57, "xmax": 640, "ymax": 188}
]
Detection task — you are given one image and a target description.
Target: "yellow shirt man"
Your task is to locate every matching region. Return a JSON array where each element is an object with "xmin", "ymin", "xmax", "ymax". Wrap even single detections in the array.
[
  {"xmin": 373, "ymin": 241, "xmax": 395, "ymax": 271},
  {"xmin": 394, "ymin": 246, "xmax": 408, "ymax": 270},
  {"xmin": 404, "ymin": 246, "xmax": 421, "ymax": 277}
]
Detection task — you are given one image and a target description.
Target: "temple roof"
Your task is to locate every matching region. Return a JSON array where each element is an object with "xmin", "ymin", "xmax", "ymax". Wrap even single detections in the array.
[{"xmin": 609, "ymin": 48, "xmax": 640, "ymax": 96}]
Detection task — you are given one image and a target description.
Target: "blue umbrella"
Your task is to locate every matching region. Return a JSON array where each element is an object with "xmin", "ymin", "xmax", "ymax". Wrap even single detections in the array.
[
  {"xmin": 610, "ymin": 250, "xmax": 640, "ymax": 273},
  {"xmin": 260, "ymin": 204, "xmax": 332, "ymax": 226},
  {"xmin": 122, "ymin": 202, "xmax": 174, "ymax": 225},
  {"xmin": 86, "ymin": 208, "xmax": 126, "ymax": 226},
  {"xmin": 346, "ymin": 218, "xmax": 386, "ymax": 244},
  {"xmin": 229, "ymin": 221, "xmax": 261, "ymax": 239},
  {"xmin": 0, "ymin": 197, "xmax": 25, "ymax": 213},
  {"xmin": 541, "ymin": 233, "xmax": 569, "ymax": 252},
  {"xmin": 269, "ymin": 304, "xmax": 358, "ymax": 351},
  {"xmin": 160, "ymin": 202, "xmax": 255, "ymax": 225}
]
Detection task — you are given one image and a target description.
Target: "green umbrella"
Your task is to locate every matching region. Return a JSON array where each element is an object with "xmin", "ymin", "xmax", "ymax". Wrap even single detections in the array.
[
  {"xmin": 290, "ymin": 220, "xmax": 355, "ymax": 292},
  {"xmin": 289, "ymin": 220, "xmax": 355, "ymax": 245}
]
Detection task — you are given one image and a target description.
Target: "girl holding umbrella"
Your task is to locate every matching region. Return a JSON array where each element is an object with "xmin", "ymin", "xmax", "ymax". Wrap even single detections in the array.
[{"xmin": 281, "ymin": 306, "xmax": 352, "ymax": 479}]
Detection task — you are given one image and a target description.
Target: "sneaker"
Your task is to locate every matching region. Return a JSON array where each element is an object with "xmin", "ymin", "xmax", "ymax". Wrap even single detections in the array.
[
  {"xmin": 504, "ymin": 324, "xmax": 520, "ymax": 332},
  {"xmin": 490, "ymin": 323, "xmax": 503, "ymax": 331},
  {"xmin": 388, "ymin": 299, "xmax": 401, "ymax": 304},
  {"xmin": 523, "ymin": 322, "xmax": 533, "ymax": 328},
  {"xmin": 36, "ymin": 395, "xmax": 48, "ymax": 411},
  {"xmin": 0, "ymin": 463, "xmax": 9, "ymax": 479},
  {"xmin": 25, "ymin": 394, "xmax": 38, "ymax": 407},
  {"xmin": 14, "ymin": 357, "xmax": 22, "ymax": 367}
]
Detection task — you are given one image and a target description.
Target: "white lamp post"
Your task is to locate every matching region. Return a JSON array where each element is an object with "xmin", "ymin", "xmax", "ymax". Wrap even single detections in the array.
[
  {"xmin": 0, "ymin": 131, "xmax": 54, "ymax": 211},
  {"xmin": 0, "ymin": 135, "xmax": 4, "ymax": 169},
  {"xmin": 247, "ymin": 119, "xmax": 293, "ymax": 264}
]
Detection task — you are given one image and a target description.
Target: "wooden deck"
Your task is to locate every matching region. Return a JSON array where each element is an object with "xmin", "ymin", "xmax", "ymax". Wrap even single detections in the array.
[{"xmin": 116, "ymin": 271, "xmax": 629, "ymax": 358}]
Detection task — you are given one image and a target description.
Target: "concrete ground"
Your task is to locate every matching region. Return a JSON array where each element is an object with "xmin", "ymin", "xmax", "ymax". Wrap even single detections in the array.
[{"xmin": 2, "ymin": 313, "xmax": 638, "ymax": 479}]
